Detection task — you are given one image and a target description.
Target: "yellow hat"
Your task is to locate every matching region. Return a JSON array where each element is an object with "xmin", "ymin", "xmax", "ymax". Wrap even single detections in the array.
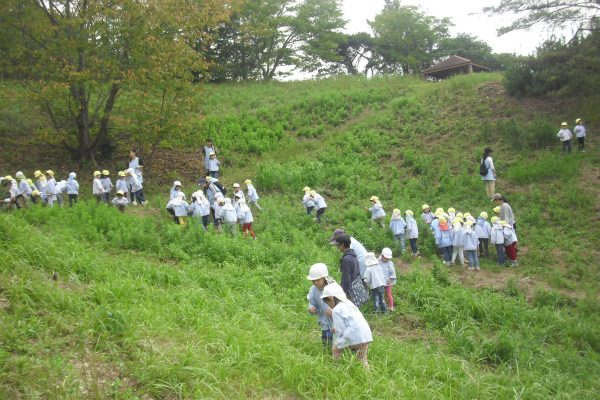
[
  {"xmin": 369, "ymin": 196, "xmax": 379, "ymax": 202},
  {"xmin": 453, "ymin": 219, "xmax": 462, "ymax": 226},
  {"xmin": 491, "ymin": 216, "xmax": 500, "ymax": 223},
  {"xmin": 4, "ymin": 175, "xmax": 13, "ymax": 181},
  {"xmin": 480, "ymin": 211, "xmax": 488, "ymax": 219},
  {"xmin": 456, "ymin": 212, "xmax": 464, "ymax": 219},
  {"xmin": 435, "ymin": 207, "xmax": 444, "ymax": 214},
  {"xmin": 27, "ymin": 179, "xmax": 33, "ymax": 185},
  {"xmin": 422, "ymin": 204, "xmax": 430, "ymax": 211},
  {"xmin": 34, "ymin": 170, "xmax": 42, "ymax": 177},
  {"xmin": 439, "ymin": 217, "xmax": 447, "ymax": 223},
  {"xmin": 448, "ymin": 207, "xmax": 456, "ymax": 213},
  {"xmin": 118, "ymin": 171, "xmax": 126, "ymax": 177},
  {"xmin": 435, "ymin": 210, "xmax": 444, "ymax": 217},
  {"xmin": 465, "ymin": 220, "xmax": 474, "ymax": 226},
  {"xmin": 244, "ymin": 179, "xmax": 252, "ymax": 185},
  {"xmin": 32, "ymin": 190, "xmax": 40, "ymax": 196},
  {"xmin": 392, "ymin": 208, "xmax": 400, "ymax": 214},
  {"xmin": 94, "ymin": 170, "xmax": 101, "ymax": 176},
  {"xmin": 575, "ymin": 118, "xmax": 582, "ymax": 124},
  {"xmin": 561, "ymin": 121, "xmax": 567, "ymax": 126},
  {"xmin": 45, "ymin": 170, "xmax": 54, "ymax": 176},
  {"xmin": 117, "ymin": 190, "xmax": 125, "ymax": 195},
  {"xmin": 303, "ymin": 186, "xmax": 311, "ymax": 192},
  {"xmin": 500, "ymin": 220, "xmax": 509, "ymax": 226},
  {"xmin": 102, "ymin": 170, "xmax": 110, "ymax": 176},
  {"xmin": 464, "ymin": 212, "xmax": 472, "ymax": 218},
  {"xmin": 493, "ymin": 206, "xmax": 500, "ymax": 214},
  {"xmin": 309, "ymin": 190, "xmax": 316, "ymax": 196},
  {"xmin": 405, "ymin": 210, "xmax": 413, "ymax": 216}
]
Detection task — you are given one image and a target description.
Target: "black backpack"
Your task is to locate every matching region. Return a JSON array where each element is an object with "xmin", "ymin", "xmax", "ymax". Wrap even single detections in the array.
[
  {"xmin": 479, "ymin": 159, "xmax": 488, "ymax": 176},
  {"xmin": 212, "ymin": 180, "xmax": 227, "ymax": 195}
]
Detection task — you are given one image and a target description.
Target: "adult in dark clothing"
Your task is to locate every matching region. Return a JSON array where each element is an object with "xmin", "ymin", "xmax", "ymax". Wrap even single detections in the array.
[{"xmin": 334, "ymin": 234, "xmax": 361, "ymax": 299}]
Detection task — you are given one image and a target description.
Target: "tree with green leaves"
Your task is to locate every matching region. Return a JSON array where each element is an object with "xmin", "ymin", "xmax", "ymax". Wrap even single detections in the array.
[
  {"xmin": 369, "ymin": 0, "xmax": 451, "ymax": 74},
  {"xmin": 205, "ymin": 0, "xmax": 345, "ymax": 81},
  {"xmin": 437, "ymin": 34, "xmax": 503, "ymax": 70},
  {"xmin": 0, "ymin": 0, "xmax": 233, "ymax": 164}
]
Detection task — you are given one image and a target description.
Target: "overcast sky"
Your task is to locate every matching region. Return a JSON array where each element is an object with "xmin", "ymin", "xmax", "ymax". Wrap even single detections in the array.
[{"xmin": 342, "ymin": 0, "xmax": 574, "ymax": 55}]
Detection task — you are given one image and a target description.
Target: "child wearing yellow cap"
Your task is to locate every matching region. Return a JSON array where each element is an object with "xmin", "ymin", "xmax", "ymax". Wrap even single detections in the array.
[
  {"xmin": 367, "ymin": 196, "xmax": 386, "ymax": 228},
  {"xmin": 115, "ymin": 171, "xmax": 129, "ymax": 200},
  {"xmin": 302, "ymin": 187, "xmax": 315, "ymax": 215},
  {"xmin": 389, "ymin": 209, "xmax": 406, "ymax": 252},
  {"xmin": 92, "ymin": 171, "xmax": 106, "ymax": 204},
  {"xmin": 100, "ymin": 170, "xmax": 113, "ymax": 203},
  {"xmin": 245, "ymin": 179, "xmax": 262, "ymax": 211},
  {"xmin": 475, "ymin": 212, "xmax": 491, "ymax": 257},
  {"xmin": 490, "ymin": 216, "xmax": 505, "ymax": 266},
  {"xmin": 405, "ymin": 210, "xmax": 419, "ymax": 256}
]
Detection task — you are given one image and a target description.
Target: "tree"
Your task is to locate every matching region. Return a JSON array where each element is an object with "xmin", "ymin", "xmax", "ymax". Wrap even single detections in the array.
[
  {"xmin": 369, "ymin": 0, "xmax": 451, "ymax": 74},
  {"xmin": 437, "ymin": 34, "xmax": 502, "ymax": 70},
  {"xmin": 204, "ymin": 0, "xmax": 346, "ymax": 81},
  {"xmin": 484, "ymin": 0, "xmax": 600, "ymax": 36},
  {"xmin": 0, "ymin": 0, "xmax": 234, "ymax": 164}
]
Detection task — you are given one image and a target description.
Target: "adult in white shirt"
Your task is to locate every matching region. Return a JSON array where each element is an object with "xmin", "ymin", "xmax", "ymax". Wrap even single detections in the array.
[{"xmin": 480, "ymin": 147, "xmax": 496, "ymax": 199}]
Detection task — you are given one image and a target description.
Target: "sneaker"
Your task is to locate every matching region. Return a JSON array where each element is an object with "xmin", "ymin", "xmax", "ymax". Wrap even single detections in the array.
[
  {"xmin": 132, "ymin": 201, "xmax": 138, "ymax": 206},
  {"xmin": 475, "ymin": 267, "xmax": 480, "ymax": 271},
  {"xmin": 468, "ymin": 267, "xmax": 474, "ymax": 271},
  {"xmin": 142, "ymin": 201, "xmax": 148, "ymax": 206}
]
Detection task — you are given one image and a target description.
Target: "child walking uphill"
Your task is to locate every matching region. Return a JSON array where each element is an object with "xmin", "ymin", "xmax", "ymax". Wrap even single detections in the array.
[
  {"xmin": 310, "ymin": 190, "xmax": 327, "ymax": 223},
  {"xmin": 207, "ymin": 152, "xmax": 221, "ymax": 178},
  {"xmin": 490, "ymin": 217, "xmax": 506, "ymax": 266},
  {"xmin": 464, "ymin": 220, "xmax": 480, "ymax": 271},
  {"xmin": 379, "ymin": 248, "xmax": 396, "ymax": 312},
  {"xmin": 321, "ymin": 283, "xmax": 373, "ymax": 368},
  {"xmin": 244, "ymin": 180, "xmax": 262, "ymax": 211},
  {"xmin": 363, "ymin": 252, "xmax": 388, "ymax": 314},
  {"xmin": 306, "ymin": 263, "xmax": 336, "ymax": 346},
  {"xmin": 302, "ymin": 187, "xmax": 315, "ymax": 215},
  {"xmin": 236, "ymin": 199, "xmax": 257, "ymax": 239},
  {"xmin": 389, "ymin": 209, "xmax": 407, "ymax": 252},
  {"xmin": 475, "ymin": 212, "xmax": 491, "ymax": 257},
  {"xmin": 367, "ymin": 196, "xmax": 386, "ymax": 228},
  {"xmin": 189, "ymin": 191, "xmax": 211, "ymax": 230},
  {"xmin": 405, "ymin": 210, "xmax": 420, "ymax": 256}
]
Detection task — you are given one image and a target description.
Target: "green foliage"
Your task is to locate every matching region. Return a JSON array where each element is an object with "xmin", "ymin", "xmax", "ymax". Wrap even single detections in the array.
[{"xmin": 506, "ymin": 152, "xmax": 580, "ymax": 184}]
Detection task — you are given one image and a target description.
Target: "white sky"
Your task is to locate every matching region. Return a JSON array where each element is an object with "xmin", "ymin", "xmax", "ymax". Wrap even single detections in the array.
[{"xmin": 342, "ymin": 0, "xmax": 575, "ymax": 55}]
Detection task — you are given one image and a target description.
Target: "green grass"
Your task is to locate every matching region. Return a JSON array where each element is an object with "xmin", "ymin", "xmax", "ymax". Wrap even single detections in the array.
[{"xmin": 1, "ymin": 72, "xmax": 600, "ymax": 398}]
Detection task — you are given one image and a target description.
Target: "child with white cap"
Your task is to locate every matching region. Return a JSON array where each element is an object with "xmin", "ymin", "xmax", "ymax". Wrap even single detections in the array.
[
  {"xmin": 363, "ymin": 252, "xmax": 388, "ymax": 314},
  {"xmin": 367, "ymin": 196, "xmax": 386, "ymax": 228},
  {"xmin": 389, "ymin": 208, "xmax": 407, "ymax": 252},
  {"xmin": 219, "ymin": 198, "xmax": 238, "ymax": 235},
  {"xmin": 464, "ymin": 220, "xmax": 480, "ymax": 271},
  {"xmin": 101, "ymin": 170, "xmax": 113, "ymax": 203},
  {"xmin": 213, "ymin": 194, "xmax": 224, "ymax": 232},
  {"xmin": 379, "ymin": 248, "xmax": 396, "ymax": 312},
  {"xmin": 557, "ymin": 121, "xmax": 573, "ymax": 153},
  {"xmin": 244, "ymin": 179, "xmax": 262, "ymax": 211},
  {"xmin": 66, "ymin": 172, "xmax": 79, "ymax": 206},
  {"xmin": 451, "ymin": 218, "xmax": 465, "ymax": 267},
  {"xmin": 44, "ymin": 170, "xmax": 57, "ymax": 207},
  {"xmin": 207, "ymin": 152, "xmax": 221, "ymax": 178},
  {"xmin": 34, "ymin": 170, "xmax": 46, "ymax": 201},
  {"xmin": 112, "ymin": 190, "xmax": 130, "ymax": 213},
  {"xmin": 421, "ymin": 204, "xmax": 434, "ymax": 225},
  {"xmin": 126, "ymin": 168, "xmax": 147, "ymax": 206},
  {"xmin": 170, "ymin": 181, "xmax": 182, "ymax": 200},
  {"xmin": 475, "ymin": 211, "xmax": 492, "ymax": 257},
  {"xmin": 232, "ymin": 183, "xmax": 245, "ymax": 201},
  {"xmin": 405, "ymin": 210, "xmax": 419, "ymax": 256},
  {"xmin": 236, "ymin": 199, "xmax": 257, "ymax": 239},
  {"xmin": 55, "ymin": 178, "xmax": 68, "ymax": 207},
  {"xmin": 115, "ymin": 171, "xmax": 129, "ymax": 199},
  {"xmin": 189, "ymin": 190, "xmax": 211, "ymax": 230},
  {"xmin": 302, "ymin": 187, "xmax": 315, "ymax": 215},
  {"xmin": 321, "ymin": 283, "xmax": 373, "ymax": 368},
  {"xmin": 502, "ymin": 220, "xmax": 519, "ymax": 267},
  {"xmin": 92, "ymin": 171, "xmax": 106, "ymax": 204},
  {"xmin": 306, "ymin": 263, "xmax": 336, "ymax": 345},
  {"xmin": 310, "ymin": 190, "xmax": 326, "ymax": 223},
  {"xmin": 490, "ymin": 216, "xmax": 506, "ymax": 266},
  {"xmin": 166, "ymin": 192, "xmax": 190, "ymax": 226}
]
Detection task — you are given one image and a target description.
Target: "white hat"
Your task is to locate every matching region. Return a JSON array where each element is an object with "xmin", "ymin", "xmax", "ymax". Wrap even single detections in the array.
[
  {"xmin": 320, "ymin": 283, "xmax": 357, "ymax": 309},
  {"xmin": 365, "ymin": 252, "xmax": 379, "ymax": 266},
  {"xmin": 224, "ymin": 198, "xmax": 232, "ymax": 204},
  {"xmin": 69, "ymin": 172, "xmax": 76, "ymax": 179},
  {"xmin": 15, "ymin": 171, "xmax": 25, "ymax": 179},
  {"xmin": 174, "ymin": 180, "xmax": 182, "ymax": 187},
  {"xmin": 381, "ymin": 248, "xmax": 392, "ymax": 259},
  {"xmin": 177, "ymin": 192, "xmax": 185, "ymax": 198},
  {"xmin": 233, "ymin": 183, "xmax": 240, "ymax": 188},
  {"xmin": 307, "ymin": 263, "xmax": 329, "ymax": 280}
]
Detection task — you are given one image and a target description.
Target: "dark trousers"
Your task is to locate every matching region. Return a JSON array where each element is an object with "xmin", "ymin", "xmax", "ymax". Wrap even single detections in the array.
[
  {"xmin": 495, "ymin": 244, "xmax": 506, "ymax": 265},
  {"xmin": 316, "ymin": 207, "xmax": 326, "ymax": 223},
  {"xmin": 478, "ymin": 238, "xmax": 489, "ymax": 257},
  {"xmin": 209, "ymin": 171, "xmax": 219, "ymax": 178},
  {"xmin": 202, "ymin": 215, "xmax": 210, "ymax": 229},
  {"xmin": 306, "ymin": 206, "xmax": 314, "ymax": 215},
  {"xmin": 562, "ymin": 140, "xmax": 572, "ymax": 153},
  {"xmin": 440, "ymin": 246, "xmax": 452, "ymax": 262},
  {"xmin": 371, "ymin": 286, "xmax": 388, "ymax": 313},
  {"xmin": 133, "ymin": 189, "xmax": 145, "ymax": 203},
  {"xmin": 577, "ymin": 137, "xmax": 585, "ymax": 151},
  {"xmin": 68, "ymin": 194, "xmax": 78, "ymax": 207},
  {"xmin": 95, "ymin": 194, "xmax": 103, "ymax": 204},
  {"xmin": 409, "ymin": 238, "xmax": 419, "ymax": 254},
  {"xmin": 102, "ymin": 192, "xmax": 110, "ymax": 203},
  {"xmin": 321, "ymin": 329, "xmax": 333, "ymax": 346}
]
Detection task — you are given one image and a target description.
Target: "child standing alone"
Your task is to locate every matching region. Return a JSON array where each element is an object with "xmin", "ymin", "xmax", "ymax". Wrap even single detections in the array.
[{"xmin": 367, "ymin": 196, "xmax": 386, "ymax": 228}]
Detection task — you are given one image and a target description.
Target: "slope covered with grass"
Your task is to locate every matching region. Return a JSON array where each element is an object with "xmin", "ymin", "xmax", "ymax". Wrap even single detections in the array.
[{"xmin": 1, "ymin": 73, "xmax": 600, "ymax": 399}]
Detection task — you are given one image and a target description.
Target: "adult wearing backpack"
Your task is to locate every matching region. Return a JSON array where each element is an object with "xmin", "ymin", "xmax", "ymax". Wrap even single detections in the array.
[{"xmin": 480, "ymin": 147, "xmax": 496, "ymax": 199}]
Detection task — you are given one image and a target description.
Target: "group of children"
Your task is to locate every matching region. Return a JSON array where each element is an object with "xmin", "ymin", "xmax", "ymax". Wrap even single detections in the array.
[
  {"xmin": 1, "ymin": 168, "xmax": 147, "ymax": 212},
  {"xmin": 165, "ymin": 177, "xmax": 261, "ymax": 239}
]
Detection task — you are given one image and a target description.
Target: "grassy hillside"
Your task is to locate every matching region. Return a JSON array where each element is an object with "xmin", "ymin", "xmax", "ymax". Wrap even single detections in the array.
[{"xmin": 1, "ymin": 73, "xmax": 600, "ymax": 399}]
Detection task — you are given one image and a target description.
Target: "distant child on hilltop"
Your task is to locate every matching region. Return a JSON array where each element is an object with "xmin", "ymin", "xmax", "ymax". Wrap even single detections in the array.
[
  {"xmin": 367, "ymin": 196, "xmax": 386, "ymax": 228},
  {"xmin": 379, "ymin": 248, "xmax": 396, "ymax": 312},
  {"xmin": 389, "ymin": 208, "xmax": 407, "ymax": 252},
  {"xmin": 112, "ymin": 190, "xmax": 130, "ymax": 213},
  {"xmin": 244, "ymin": 180, "xmax": 262, "ymax": 211},
  {"xmin": 363, "ymin": 252, "xmax": 388, "ymax": 314},
  {"xmin": 464, "ymin": 220, "xmax": 480, "ymax": 271},
  {"xmin": 101, "ymin": 170, "xmax": 113, "ymax": 203},
  {"xmin": 556, "ymin": 121, "xmax": 573, "ymax": 153},
  {"xmin": 93, "ymin": 171, "xmax": 106, "ymax": 204},
  {"xmin": 475, "ymin": 212, "xmax": 491, "ymax": 257},
  {"xmin": 306, "ymin": 263, "xmax": 336, "ymax": 346},
  {"xmin": 302, "ymin": 186, "xmax": 315, "ymax": 215},
  {"xmin": 502, "ymin": 220, "xmax": 519, "ymax": 267},
  {"xmin": 421, "ymin": 204, "xmax": 434, "ymax": 226},
  {"xmin": 490, "ymin": 216, "xmax": 506, "ymax": 266},
  {"xmin": 405, "ymin": 210, "xmax": 419, "ymax": 256}
]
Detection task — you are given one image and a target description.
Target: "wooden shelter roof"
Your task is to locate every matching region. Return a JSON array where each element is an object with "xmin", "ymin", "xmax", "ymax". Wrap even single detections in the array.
[{"xmin": 422, "ymin": 55, "xmax": 490, "ymax": 76}]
